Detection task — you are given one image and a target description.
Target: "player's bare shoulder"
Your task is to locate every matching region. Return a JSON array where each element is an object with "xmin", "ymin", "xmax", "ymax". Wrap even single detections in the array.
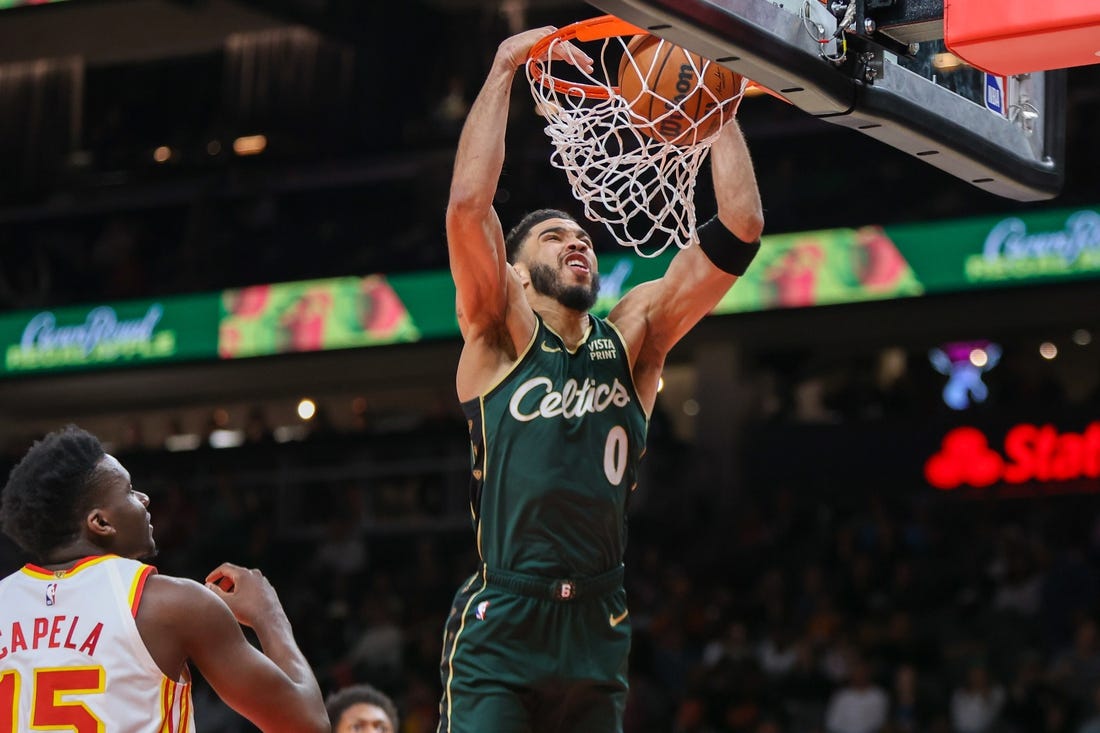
[
  {"xmin": 607, "ymin": 279, "xmax": 661, "ymax": 358},
  {"xmin": 139, "ymin": 572, "xmax": 250, "ymax": 640},
  {"xmin": 459, "ymin": 263, "xmax": 533, "ymax": 346},
  {"xmin": 132, "ymin": 574, "xmax": 220, "ymax": 679},
  {"xmin": 141, "ymin": 571, "xmax": 204, "ymax": 596},
  {"xmin": 137, "ymin": 574, "xmax": 215, "ymax": 625},
  {"xmin": 457, "ymin": 264, "xmax": 539, "ymax": 400}
]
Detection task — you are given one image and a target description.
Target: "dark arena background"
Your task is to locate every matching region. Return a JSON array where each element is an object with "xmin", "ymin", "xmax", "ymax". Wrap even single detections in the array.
[{"xmin": 2, "ymin": 1, "xmax": 1100, "ymax": 731}]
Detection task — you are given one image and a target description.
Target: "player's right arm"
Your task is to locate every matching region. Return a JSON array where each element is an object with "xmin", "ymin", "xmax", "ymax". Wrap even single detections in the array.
[
  {"xmin": 446, "ymin": 28, "xmax": 592, "ymax": 398},
  {"xmin": 139, "ymin": 565, "xmax": 328, "ymax": 733},
  {"xmin": 446, "ymin": 30, "xmax": 547, "ymax": 342}
]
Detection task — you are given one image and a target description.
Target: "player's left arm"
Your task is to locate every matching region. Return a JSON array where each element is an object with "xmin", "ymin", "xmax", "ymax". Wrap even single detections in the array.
[
  {"xmin": 609, "ymin": 119, "xmax": 763, "ymax": 410},
  {"xmin": 144, "ymin": 566, "xmax": 329, "ymax": 733}
]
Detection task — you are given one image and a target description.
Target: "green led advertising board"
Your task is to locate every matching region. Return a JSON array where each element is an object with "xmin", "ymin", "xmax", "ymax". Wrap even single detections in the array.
[
  {"xmin": 2, "ymin": 295, "xmax": 219, "ymax": 376},
  {"xmin": 1, "ymin": 205, "xmax": 1097, "ymax": 378}
]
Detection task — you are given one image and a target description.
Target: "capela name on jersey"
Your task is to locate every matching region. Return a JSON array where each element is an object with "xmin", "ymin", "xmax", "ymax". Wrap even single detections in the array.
[{"xmin": 0, "ymin": 615, "xmax": 104, "ymax": 660}]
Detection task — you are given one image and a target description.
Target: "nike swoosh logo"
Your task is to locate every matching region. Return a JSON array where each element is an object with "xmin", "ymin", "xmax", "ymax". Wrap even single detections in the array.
[
  {"xmin": 541, "ymin": 341, "xmax": 562, "ymax": 353},
  {"xmin": 609, "ymin": 609, "xmax": 629, "ymax": 627}
]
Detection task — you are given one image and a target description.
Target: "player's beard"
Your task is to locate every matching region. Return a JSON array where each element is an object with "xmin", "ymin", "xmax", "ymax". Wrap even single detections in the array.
[{"xmin": 528, "ymin": 263, "xmax": 600, "ymax": 312}]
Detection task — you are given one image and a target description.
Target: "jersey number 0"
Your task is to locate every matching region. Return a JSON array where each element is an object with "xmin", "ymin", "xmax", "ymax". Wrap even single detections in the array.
[{"xmin": 603, "ymin": 425, "xmax": 628, "ymax": 485}]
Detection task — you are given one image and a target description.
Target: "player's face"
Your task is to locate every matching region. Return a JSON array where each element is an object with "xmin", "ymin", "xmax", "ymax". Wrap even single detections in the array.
[
  {"xmin": 527, "ymin": 218, "xmax": 598, "ymax": 281},
  {"xmin": 92, "ymin": 454, "xmax": 156, "ymax": 560},
  {"xmin": 524, "ymin": 218, "xmax": 601, "ymax": 311},
  {"xmin": 335, "ymin": 703, "xmax": 394, "ymax": 733}
]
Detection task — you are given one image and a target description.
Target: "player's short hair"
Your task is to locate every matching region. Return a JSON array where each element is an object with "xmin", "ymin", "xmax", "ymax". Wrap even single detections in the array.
[
  {"xmin": 325, "ymin": 684, "xmax": 399, "ymax": 731},
  {"xmin": 505, "ymin": 208, "xmax": 574, "ymax": 264},
  {"xmin": 1, "ymin": 425, "xmax": 106, "ymax": 560}
]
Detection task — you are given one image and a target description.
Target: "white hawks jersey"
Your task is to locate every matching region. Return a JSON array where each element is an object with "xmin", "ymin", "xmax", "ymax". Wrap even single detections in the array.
[{"xmin": 0, "ymin": 554, "xmax": 194, "ymax": 732}]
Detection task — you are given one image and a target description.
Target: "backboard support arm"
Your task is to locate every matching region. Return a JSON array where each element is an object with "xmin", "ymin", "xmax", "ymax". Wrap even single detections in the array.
[{"xmin": 587, "ymin": 0, "xmax": 1065, "ymax": 201}]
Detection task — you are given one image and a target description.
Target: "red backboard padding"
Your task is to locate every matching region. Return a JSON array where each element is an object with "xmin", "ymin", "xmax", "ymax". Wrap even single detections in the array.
[{"xmin": 945, "ymin": 0, "xmax": 1100, "ymax": 75}]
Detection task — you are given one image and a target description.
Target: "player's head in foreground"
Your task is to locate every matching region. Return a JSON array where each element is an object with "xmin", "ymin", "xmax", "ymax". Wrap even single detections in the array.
[{"xmin": 1, "ymin": 424, "xmax": 155, "ymax": 563}]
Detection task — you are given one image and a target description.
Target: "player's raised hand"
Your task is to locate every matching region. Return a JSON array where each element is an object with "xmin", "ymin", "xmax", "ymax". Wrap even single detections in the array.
[
  {"xmin": 205, "ymin": 562, "xmax": 286, "ymax": 629},
  {"xmin": 499, "ymin": 26, "xmax": 594, "ymax": 73}
]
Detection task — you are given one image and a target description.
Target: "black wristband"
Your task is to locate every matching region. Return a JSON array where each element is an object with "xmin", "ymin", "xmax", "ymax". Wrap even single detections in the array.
[{"xmin": 696, "ymin": 215, "xmax": 761, "ymax": 276}]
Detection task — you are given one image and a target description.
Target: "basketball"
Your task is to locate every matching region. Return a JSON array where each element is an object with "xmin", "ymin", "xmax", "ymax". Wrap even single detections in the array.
[{"xmin": 617, "ymin": 35, "xmax": 742, "ymax": 146}]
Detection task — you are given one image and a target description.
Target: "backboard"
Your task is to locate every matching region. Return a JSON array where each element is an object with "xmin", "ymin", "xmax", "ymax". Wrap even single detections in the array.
[{"xmin": 586, "ymin": 0, "xmax": 1066, "ymax": 201}]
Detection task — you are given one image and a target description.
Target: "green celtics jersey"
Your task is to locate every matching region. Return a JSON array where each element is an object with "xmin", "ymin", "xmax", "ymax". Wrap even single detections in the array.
[{"xmin": 462, "ymin": 314, "xmax": 648, "ymax": 577}]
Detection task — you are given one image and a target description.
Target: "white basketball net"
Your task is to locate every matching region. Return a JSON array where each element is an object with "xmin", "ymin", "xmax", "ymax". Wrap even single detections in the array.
[{"xmin": 526, "ymin": 33, "xmax": 747, "ymax": 258}]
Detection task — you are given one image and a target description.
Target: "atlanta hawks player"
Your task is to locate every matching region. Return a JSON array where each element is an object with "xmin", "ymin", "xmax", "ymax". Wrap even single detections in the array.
[{"xmin": 0, "ymin": 425, "xmax": 328, "ymax": 732}]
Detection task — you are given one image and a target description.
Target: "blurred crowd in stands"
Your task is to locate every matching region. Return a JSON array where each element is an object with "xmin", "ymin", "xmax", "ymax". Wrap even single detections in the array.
[{"xmin": 3, "ymin": 376, "xmax": 1100, "ymax": 733}]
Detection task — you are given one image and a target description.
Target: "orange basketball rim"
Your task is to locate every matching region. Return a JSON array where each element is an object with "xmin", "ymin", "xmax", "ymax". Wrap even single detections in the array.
[{"xmin": 526, "ymin": 14, "xmax": 776, "ymax": 101}]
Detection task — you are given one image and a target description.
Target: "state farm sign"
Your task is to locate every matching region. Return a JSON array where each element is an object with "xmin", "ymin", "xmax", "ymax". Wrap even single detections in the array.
[{"xmin": 924, "ymin": 422, "xmax": 1100, "ymax": 490}]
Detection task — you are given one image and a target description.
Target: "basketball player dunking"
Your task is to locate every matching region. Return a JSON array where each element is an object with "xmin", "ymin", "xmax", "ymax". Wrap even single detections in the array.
[
  {"xmin": 437, "ymin": 26, "xmax": 764, "ymax": 733},
  {"xmin": 0, "ymin": 426, "xmax": 329, "ymax": 733}
]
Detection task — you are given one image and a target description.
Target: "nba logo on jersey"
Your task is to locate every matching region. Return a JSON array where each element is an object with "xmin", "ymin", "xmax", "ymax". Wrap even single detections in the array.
[
  {"xmin": 45, "ymin": 582, "xmax": 58, "ymax": 606},
  {"xmin": 475, "ymin": 600, "xmax": 490, "ymax": 620}
]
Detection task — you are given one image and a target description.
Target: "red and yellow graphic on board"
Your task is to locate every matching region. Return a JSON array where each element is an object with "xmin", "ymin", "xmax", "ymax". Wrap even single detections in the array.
[{"xmin": 218, "ymin": 275, "xmax": 419, "ymax": 359}]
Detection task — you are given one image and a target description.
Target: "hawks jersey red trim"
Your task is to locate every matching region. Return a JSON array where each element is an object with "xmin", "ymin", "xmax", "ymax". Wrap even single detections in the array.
[
  {"xmin": 21, "ymin": 555, "xmax": 115, "ymax": 580},
  {"xmin": 129, "ymin": 564, "xmax": 156, "ymax": 619}
]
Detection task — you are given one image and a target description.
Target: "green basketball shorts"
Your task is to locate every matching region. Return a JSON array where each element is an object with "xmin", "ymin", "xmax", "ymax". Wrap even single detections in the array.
[{"xmin": 437, "ymin": 564, "xmax": 631, "ymax": 733}]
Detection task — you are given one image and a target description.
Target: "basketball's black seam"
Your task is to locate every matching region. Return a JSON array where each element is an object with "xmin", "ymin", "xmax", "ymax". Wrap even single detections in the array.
[{"xmin": 649, "ymin": 37, "xmax": 675, "ymax": 139}]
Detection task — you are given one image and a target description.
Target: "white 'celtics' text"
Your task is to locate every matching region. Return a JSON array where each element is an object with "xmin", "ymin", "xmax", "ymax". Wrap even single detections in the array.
[{"xmin": 508, "ymin": 377, "xmax": 631, "ymax": 422}]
